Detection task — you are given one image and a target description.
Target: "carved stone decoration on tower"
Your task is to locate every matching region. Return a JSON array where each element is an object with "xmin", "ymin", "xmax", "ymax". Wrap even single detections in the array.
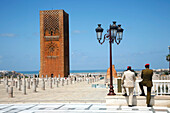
[{"xmin": 39, "ymin": 10, "xmax": 69, "ymax": 78}]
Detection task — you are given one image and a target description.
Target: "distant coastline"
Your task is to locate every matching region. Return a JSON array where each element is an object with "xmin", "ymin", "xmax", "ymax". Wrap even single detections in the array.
[
  {"xmin": 0, "ymin": 68, "xmax": 168, "ymax": 77},
  {"xmin": 17, "ymin": 69, "xmax": 143, "ymax": 75}
]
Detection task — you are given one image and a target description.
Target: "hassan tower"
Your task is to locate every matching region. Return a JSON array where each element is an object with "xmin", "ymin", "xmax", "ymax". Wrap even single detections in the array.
[{"xmin": 39, "ymin": 10, "xmax": 69, "ymax": 78}]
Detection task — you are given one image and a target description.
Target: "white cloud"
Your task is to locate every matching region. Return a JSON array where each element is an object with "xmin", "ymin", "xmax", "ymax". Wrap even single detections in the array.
[
  {"xmin": 72, "ymin": 30, "xmax": 88, "ymax": 34},
  {"xmin": 72, "ymin": 30, "xmax": 81, "ymax": 34},
  {"xmin": 32, "ymin": 32, "xmax": 39, "ymax": 36},
  {"xmin": 0, "ymin": 33, "xmax": 17, "ymax": 37}
]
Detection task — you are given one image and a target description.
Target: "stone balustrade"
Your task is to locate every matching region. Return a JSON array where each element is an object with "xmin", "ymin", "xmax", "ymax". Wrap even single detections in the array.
[{"xmin": 114, "ymin": 78, "xmax": 170, "ymax": 96}]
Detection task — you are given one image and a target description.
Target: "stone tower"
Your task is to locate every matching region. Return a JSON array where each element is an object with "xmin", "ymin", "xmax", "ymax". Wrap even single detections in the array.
[{"xmin": 39, "ymin": 10, "xmax": 69, "ymax": 78}]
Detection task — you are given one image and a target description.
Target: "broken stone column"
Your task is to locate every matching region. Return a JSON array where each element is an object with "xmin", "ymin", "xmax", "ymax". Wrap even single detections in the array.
[
  {"xmin": 17, "ymin": 76, "xmax": 21, "ymax": 91},
  {"xmin": 10, "ymin": 75, "xmax": 14, "ymax": 86},
  {"xmin": 82, "ymin": 76, "xmax": 84, "ymax": 81},
  {"xmin": 46, "ymin": 75, "xmax": 48, "ymax": 80},
  {"xmin": 54, "ymin": 77, "xmax": 56, "ymax": 85},
  {"xmin": 33, "ymin": 75, "xmax": 36, "ymax": 92},
  {"xmin": 31, "ymin": 80, "xmax": 33, "ymax": 86},
  {"xmin": 5, "ymin": 77, "xmax": 8, "ymax": 86},
  {"xmin": 49, "ymin": 77, "xmax": 52, "ymax": 88},
  {"xmin": 70, "ymin": 78, "xmax": 72, "ymax": 84},
  {"xmin": 23, "ymin": 76, "xmax": 26, "ymax": 95},
  {"xmin": 47, "ymin": 77, "xmax": 49, "ymax": 86},
  {"xmin": 13, "ymin": 80, "xmax": 15, "ymax": 86},
  {"xmin": 97, "ymin": 76, "xmax": 99, "ymax": 82},
  {"xmin": 58, "ymin": 74, "xmax": 60, "ymax": 80},
  {"xmin": 8, "ymin": 86, "xmax": 13, "ymax": 98},
  {"xmin": 62, "ymin": 78, "xmax": 64, "ymax": 86},
  {"xmin": 36, "ymin": 76, "xmax": 39, "ymax": 88},
  {"xmin": 42, "ymin": 75, "xmax": 45, "ymax": 90},
  {"xmin": 3, "ymin": 75, "xmax": 5, "ymax": 80},
  {"xmin": 106, "ymin": 82, "xmax": 108, "ymax": 89},
  {"xmin": 94, "ymin": 76, "xmax": 97, "ymax": 82},
  {"xmin": 89, "ymin": 78, "xmax": 91, "ymax": 83},
  {"xmin": 77, "ymin": 77, "xmax": 79, "ymax": 83},
  {"xmin": 17, "ymin": 76, "xmax": 19, "ymax": 87},
  {"xmin": 73, "ymin": 77, "xmax": 76, "ymax": 84},
  {"xmin": 104, "ymin": 75, "xmax": 107, "ymax": 84},
  {"xmin": 66, "ymin": 78, "xmax": 68, "ymax": 85},
  {"xmin": 75, "ymin": 77, "xmax": 77, "ymax": 83},
  {"xmin": 4, "ymin": 76, "xmax": 7, "ymax": 86},
  {"xmin": 78, "ymin": 77, "xmax": 80, "ymax": 82},
  {"xmin": 6, "ymin": 85, "xmax": 9, "ymax": 93},
  {"xmin": 56, "ymin": 79, "xmax": 59, "ymax": 87},
  {"xmin": 27, "ymin": 76, "xmax": 31, "ymax": 89},
  {"xmin": 90, "ymin": 78, "xmax": 92, "ymax": 83},
  {"xmin": 10, "ymin": 75, "xmax": 13, "ymax": 81},
  {"xmin": 15, "ymin": 81, "xmax": 18, "ymax": 88},
  {"xmin": 3, "ymin": 76, "xmax": 5, "ymax": 85},
  {"xmin": 87, "ymin": 78, "xmax": 89, "ymax": 84}
]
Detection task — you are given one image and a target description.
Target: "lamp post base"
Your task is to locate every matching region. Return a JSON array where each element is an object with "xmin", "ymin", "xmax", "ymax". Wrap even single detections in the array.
[{"xmin": 107, "ymin": 89, "xmax": 116, "ymax": 96}]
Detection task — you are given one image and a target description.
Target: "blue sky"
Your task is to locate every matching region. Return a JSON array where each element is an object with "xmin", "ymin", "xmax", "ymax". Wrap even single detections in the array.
[{"xmin": 0, "ymin": 0, "xmax": 170, "ymax": 71}]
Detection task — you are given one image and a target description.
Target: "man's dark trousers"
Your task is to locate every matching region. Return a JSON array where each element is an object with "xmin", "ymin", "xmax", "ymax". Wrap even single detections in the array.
[
  {"xmin": 139, "ymin": 68, "xmax": 153, "ymax": 105},
  {"xmin": 139, "ymin": 82, "xmax": 152, "ymax": 105}
]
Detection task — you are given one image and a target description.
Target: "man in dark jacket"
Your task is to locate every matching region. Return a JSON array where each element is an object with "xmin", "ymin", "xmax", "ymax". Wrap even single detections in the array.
[{"xmin": 139, "ymin": 64, "xmax": 153, "ymax": 107}]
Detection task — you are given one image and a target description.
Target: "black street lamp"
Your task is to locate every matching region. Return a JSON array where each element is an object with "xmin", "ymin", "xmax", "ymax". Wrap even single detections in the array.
[
  {"xmin": 95, "ymin": 21, "xmax": 124, "ymax": 95},
  {"xmin": 166, "ymin": 46, "xmax": 170, "ymax": 74}
]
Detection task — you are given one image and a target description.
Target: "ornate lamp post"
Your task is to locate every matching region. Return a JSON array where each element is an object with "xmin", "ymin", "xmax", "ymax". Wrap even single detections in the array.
[
  {"xmin": 95, "ymin": 21, "xmax": 124, "ymax": 95},
  {"xmin": 166, "ymin": 46, "xmax": 170, "ymax": 74}
]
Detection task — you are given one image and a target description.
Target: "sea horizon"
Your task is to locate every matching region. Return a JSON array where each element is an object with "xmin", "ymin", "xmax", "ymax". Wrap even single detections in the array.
[{"xmin": 16, "ymin": 69, "xmax": 143, "ymax": 75}]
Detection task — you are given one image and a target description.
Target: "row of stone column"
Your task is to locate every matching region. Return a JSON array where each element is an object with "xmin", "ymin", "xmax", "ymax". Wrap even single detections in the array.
[
  {"xmin": 1, "ymin": 75, "xmax": 38, "ymax": 97},
  {"xmin": 1, "ymin": 74, "xmax": 101, "ymax": 98},
  {"xmin": 87, "ymin": 76, "xmax": 100, "ymax": 84}
]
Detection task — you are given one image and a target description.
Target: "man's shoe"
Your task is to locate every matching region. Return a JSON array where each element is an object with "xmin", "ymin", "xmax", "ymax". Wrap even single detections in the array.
[
  {"xmin": 140, "ymin": 93, "xmax": 145, "ymax": 96},
  {"xmin": 123, "ymin": 93, "xmax": 127, "ymax": 96},
  {"xmin": 147, "ymin": 104, "xmax": 152, "ymax": 107},
  {"xmin": 128, "ymin": 105, "xmax": 133, "ymax": 107}
]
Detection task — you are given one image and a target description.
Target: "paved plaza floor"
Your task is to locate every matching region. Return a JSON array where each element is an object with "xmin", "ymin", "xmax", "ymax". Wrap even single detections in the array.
[
  {"xmin": 0, "ymin": 79, "xmax": 107, "ymax": 104},
  {"xmin": 0, "ymin": 103, "xmax": 170, "ymax": 113},
  {"xmin": 0, "ymin": 79, "xmax": 170, "ymax": 112}
]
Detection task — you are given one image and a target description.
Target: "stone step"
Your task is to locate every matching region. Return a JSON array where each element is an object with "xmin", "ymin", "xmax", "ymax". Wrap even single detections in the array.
[{"xmin": 106, "ymin": 95, "xmax": 170, "ymax": 107}]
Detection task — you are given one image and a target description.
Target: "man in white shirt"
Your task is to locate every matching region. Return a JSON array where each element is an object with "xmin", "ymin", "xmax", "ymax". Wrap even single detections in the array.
[{"xmin": 122, "ymin": 66, "xmax": 136, "ymax": 107}]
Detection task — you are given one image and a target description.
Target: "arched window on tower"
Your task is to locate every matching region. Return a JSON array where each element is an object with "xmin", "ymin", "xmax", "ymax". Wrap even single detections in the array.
[
  {"xmin": 51, "ymin": 74, "xmax": 53, "ymax": 78},
  {"xmin": 51, "ymin": 31, "xmax": 53, "ymax": 36}
]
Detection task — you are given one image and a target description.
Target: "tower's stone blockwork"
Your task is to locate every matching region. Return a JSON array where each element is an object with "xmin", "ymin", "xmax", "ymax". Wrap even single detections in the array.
[{"xmin": 39, "ymin": 10, "xmax": 69, "ymax": 78}]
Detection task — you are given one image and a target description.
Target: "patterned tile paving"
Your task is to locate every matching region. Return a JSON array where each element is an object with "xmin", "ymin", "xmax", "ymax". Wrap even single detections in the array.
[{"xmin": 0, "ymin": 103, "xmax": 169, "ymax": 113}]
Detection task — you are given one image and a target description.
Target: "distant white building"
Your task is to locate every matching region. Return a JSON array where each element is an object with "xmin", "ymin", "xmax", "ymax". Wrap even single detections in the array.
[{"xmin": 0, "ymin": 70, "xmax": 9, "ymax": 73}]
